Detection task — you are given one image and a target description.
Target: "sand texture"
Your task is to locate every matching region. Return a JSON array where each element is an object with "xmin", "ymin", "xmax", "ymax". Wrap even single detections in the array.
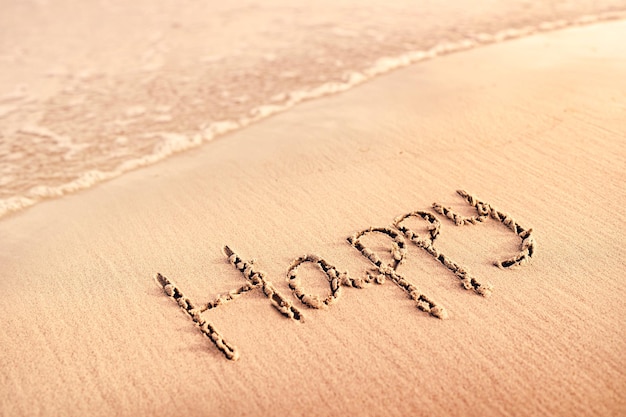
[{"xmin": 1, "ymin": 20, "xmax": 625, "ymax": 417}]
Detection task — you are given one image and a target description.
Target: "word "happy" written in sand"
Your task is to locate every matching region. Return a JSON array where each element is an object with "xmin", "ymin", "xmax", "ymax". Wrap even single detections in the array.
[{"xmin": 155, "ymin": 190, "xmax": 535, "ymax": 360}]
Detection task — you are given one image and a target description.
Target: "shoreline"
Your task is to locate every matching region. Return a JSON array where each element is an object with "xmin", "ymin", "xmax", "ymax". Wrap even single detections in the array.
[{"xmin": 2, "ymin": 11, "xmax": 626, "ymax": 222}]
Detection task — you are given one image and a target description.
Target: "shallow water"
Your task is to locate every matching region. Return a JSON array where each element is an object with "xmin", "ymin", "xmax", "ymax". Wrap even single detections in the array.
[{"xmin": 0, "ymin": 0, "xmax": 625, "ymax": 219}]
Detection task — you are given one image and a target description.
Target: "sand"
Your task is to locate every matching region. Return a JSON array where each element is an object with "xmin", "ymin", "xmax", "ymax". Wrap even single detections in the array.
[{"xmin": 1, "ymin": 20, "xmax": 625, "ymax": 417}]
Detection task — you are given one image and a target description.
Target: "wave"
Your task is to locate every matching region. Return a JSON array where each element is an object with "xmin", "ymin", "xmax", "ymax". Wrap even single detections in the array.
[{"xmin": 1, "ymin": 10, "xmax": 625, "ymax": 221}]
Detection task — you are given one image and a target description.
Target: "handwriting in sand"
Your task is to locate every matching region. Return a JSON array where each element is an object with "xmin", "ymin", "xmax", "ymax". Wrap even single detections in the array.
[{"xmin": 155, "ymin": 190, "xmax": 535, "ymax": 360}]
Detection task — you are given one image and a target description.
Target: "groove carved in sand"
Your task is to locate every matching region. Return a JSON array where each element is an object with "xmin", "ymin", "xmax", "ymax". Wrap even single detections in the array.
[
  {"xmin": 156, "ymin": 190, "xmax": 534, "ymax": 360},
  {"xmin": 348, "ymin": 227, "xmax": 448, "ymax": 319},
  {"xmin": 432, "ymin": 190, "xmax": 536, "ymax": 268},
  {"xmin": 287, "ymin": 255, "xmax": 368, "ymax": 309},
  {"xmin": 155, "ymin": 246, "xmax": 302, "ymax": 361},
  {"xmin": 155, "ymin": 272, "xmax": 240, "ymax": 361},
  {"xmin": 393, "ymin": 211, "xmax": 493, "ymax": 297},
  {"xmin": 223, "ymin": 245, "xmax": 303, "ymax": 321}
]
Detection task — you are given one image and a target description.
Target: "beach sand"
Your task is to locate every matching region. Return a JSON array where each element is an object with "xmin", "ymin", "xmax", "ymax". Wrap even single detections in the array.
[{"xmin": 1, "ymin": 20, "xmax": 625, "ymax": 417}]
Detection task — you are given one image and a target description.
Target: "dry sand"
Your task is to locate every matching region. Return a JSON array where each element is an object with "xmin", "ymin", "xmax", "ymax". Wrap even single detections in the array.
[{"xmin": 1, "ymin": 20, "xmax": 625, "ymax": 417}]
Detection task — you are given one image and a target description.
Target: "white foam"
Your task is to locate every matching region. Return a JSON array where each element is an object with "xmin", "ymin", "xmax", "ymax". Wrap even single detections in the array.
[
  {"xmin": 1, "ymin": 10, "xmax": 625, "ymax": 221},
  {"xmin": 153, "ymin": 133, "xmax": 203, "ymax": 155}
]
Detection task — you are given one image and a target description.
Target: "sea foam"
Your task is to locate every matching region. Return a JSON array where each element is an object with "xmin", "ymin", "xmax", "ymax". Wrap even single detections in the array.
[{"xmin": 1, "ymin": 10, "xmax": 624, "ymax": 220}]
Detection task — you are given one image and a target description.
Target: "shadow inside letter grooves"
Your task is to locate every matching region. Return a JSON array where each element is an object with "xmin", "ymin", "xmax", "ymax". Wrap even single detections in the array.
[{"xmin": 156, "ymin": 190, "xmax": 535, "ymax": 360}]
